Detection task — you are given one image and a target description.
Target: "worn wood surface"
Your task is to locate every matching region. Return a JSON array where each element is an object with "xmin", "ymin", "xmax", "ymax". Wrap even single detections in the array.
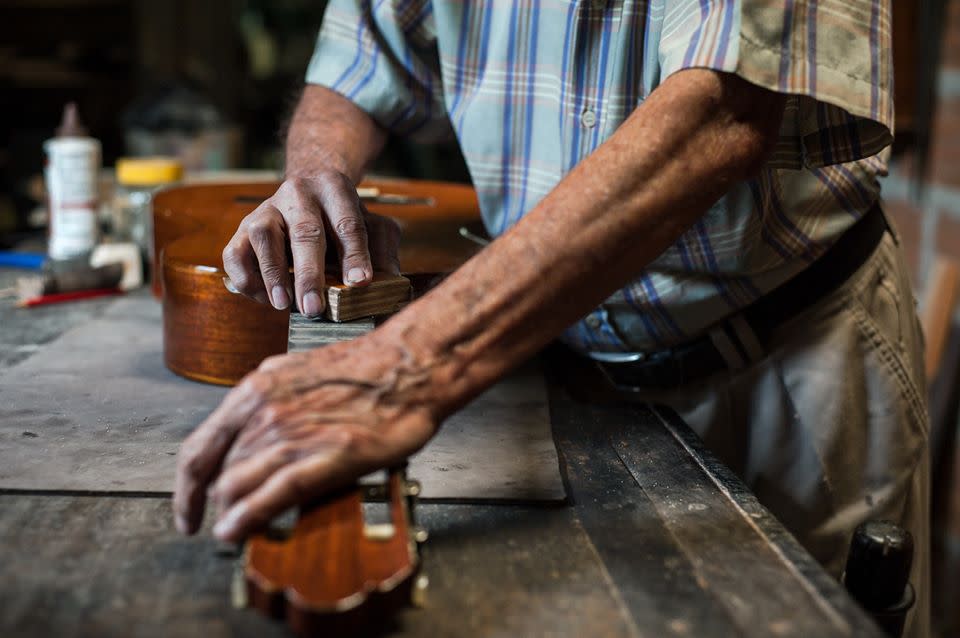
[
  {"xmin": 0, "ymin": 295, "xmax": 564, "ymax": 500},
  {"xmin": 0, "ymin": 394, "xmax": 884, "ymax": 638},
  {"xmin": 0, "ymin": 267, "xmax": 885, "ymax": 638},
  {"xmin": 0, "ymin": 496, "xmax": 632, "ymax": 638}
]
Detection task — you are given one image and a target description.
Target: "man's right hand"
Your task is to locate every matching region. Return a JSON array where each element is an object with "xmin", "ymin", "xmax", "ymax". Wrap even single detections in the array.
[{"xmin": 222, "ymin": 170, "xmax": 401, "ymax": 317}]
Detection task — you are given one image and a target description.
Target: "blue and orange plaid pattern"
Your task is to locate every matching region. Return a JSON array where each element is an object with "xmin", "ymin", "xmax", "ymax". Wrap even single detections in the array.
[{"xmin": 307, "ymin": 0, "xmax": 894, "ymax": 353}]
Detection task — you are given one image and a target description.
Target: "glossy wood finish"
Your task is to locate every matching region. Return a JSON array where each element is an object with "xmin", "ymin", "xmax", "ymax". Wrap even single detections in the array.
[
  {"xmin": 153, "ymin": 179, "xmax": 481, "ymax": 386},
  {"xmin": 153, "ymin": 182, "xmax": 275, "ymax": 299},
  {"xmin": 154, "ymin": 183, "xmax": 288, "ymax": 386},
  {"xmin": 244, "ymin": 471, "xmax": 420, "ymax": 637},
  {"xmin": 364, "ymin": 180, "xmax": 484, "ymax": 275},
  {"xmin": 162, "ymin": 249, "xmax": 290, "ymax": 386}
]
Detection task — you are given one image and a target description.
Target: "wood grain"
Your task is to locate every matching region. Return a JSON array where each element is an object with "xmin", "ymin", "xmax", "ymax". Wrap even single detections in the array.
[
  {"xmin": 324, "ymin": 273, "xmax": 411, "ymax": 322},
  {"xmin": 244, "ymin": 472, "xmax": 420, "ymax": 637}
]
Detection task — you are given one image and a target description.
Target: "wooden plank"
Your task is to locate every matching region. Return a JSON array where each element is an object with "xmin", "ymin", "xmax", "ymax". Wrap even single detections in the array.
[
  {"xmin": 548, "ymin": 389, "xmax": 732, "ymax": 638},
  {"xmin": 548, "ymin": 381, "xmax": 885, "ymax": 638},
  {"xmin": 0, "ymin": 296, "xmax": 564, "ymax": 501},
  {"xmin": 619, "ymin": 407, "xmax": 869, "ymax": 637},
  {"xmin": 0, "ymin": 496, "xmax": 632, "ymax": 638}
]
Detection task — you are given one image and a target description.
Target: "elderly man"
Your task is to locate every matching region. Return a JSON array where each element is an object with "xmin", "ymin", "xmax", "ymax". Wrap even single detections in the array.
[{"xmin": 174, "ymin": 2, "xmax": 927, "ymax": 635}]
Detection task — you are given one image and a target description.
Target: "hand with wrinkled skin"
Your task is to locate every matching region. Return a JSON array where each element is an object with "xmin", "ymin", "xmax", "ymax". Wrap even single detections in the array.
[
  {"xmin": 173, "ymin": 334, "xmax": 438, "ymax": 542},
  {"xmin": 222, "ymin": 172, "xmax": 401, "ymax": 317}
]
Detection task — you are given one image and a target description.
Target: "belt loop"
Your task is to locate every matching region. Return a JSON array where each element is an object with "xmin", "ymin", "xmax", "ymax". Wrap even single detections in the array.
[
  {"xmin": 728, "ymin": 315, "xmax": 765, "ymax": 362},
  {"xmin": 596, "ymin": 304, "xmax": 634, "ymax": 351},
  {"xmin": 707, "ymin": 325, "xmax": 747, "ymax": 372},
  {"xmin": 876, "ymin": 201, "xmax": 899, "ymax": 246}
]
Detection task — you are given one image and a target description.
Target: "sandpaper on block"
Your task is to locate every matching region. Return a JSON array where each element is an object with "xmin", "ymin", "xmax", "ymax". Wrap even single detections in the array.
[{"xmin": 323, "ymin": 273, "xmax": 412, "ymax": 322}]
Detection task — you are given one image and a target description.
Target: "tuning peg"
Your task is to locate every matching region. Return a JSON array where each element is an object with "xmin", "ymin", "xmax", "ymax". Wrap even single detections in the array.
[
  {"xmin": 413, "ymin": 527, "xmax": 429, "ymax": 544},
  {"xmin": 363, "ymin": 483, "xmax": 388, "ymax": 500},
  {"xmin": 231, "ymin": 563, "xmax": 248, "ymax": 609},
  {"xmin": 412, "ymin": 574, "xmax": 430, "ymax": 608},
  {"xmin": 403, "ymin": 479, "xmax": 422, "ymax": 497}
]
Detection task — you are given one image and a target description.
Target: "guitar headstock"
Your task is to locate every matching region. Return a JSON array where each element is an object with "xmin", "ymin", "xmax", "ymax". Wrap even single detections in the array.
[{"xmin": 239, "ymin": 469, "xmax": 426, "ymax": 637}]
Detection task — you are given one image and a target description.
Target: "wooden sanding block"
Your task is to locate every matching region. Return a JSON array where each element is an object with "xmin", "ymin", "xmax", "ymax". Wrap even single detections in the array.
[
  {"xmin": 323, "ymin": 273, "xmax": 412, "ymax": 322},
  {"xmin": 223, "ymin": 273, "xmax": 411, "ymax": 322}
]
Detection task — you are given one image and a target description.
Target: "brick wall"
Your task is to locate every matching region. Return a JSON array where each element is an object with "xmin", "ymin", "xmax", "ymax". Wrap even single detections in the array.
[
  {"xmin": 883, "ymin": 0, "xmax": 960, "ymax": 284},
  {"xmin": 880, "ymin": 5, "xmax": 960, "ymax": 636}
]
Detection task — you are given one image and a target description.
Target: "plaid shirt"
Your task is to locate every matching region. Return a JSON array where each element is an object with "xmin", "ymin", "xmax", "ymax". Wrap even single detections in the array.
[{"xmin": 306, "ymin": 0, "xmax": 894, "ymax": 354}]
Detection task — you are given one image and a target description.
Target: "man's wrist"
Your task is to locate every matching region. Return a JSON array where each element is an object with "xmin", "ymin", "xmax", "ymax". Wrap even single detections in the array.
[
  {"xmin": 373, "ymin": 312, "xmax": 475, "ymax": 421},
  {"xmin": 283, "ymin": 153, "xmax": 356, "ymax": 183},
  {"xmin": 282, "ymin": 86, "xmax": 386, "ymax": 184}
]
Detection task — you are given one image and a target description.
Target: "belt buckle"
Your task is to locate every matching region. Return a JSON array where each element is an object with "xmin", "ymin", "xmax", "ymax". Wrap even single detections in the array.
[{"xmin": 595, "ymin": 348, "xmax": 677, "ymax": 394}]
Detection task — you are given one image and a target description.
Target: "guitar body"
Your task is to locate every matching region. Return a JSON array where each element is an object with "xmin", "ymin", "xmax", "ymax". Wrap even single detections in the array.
[{"xmin": 152, "ymin": 179, "xmax": 482, "ymax": 385}]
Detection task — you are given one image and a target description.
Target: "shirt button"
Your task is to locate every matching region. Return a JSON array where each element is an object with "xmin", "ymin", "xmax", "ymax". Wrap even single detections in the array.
[
  {"xmin": 581, "ymin": 109, "xmax": 597, "ymax": 128},
  {"xmin": 585, "ymin": 315, "xmax": 601, "ymax": 329}
]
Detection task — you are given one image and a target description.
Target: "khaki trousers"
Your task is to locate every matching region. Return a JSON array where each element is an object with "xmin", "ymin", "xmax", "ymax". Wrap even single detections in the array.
[{"xmin": 624, "ymin": 230, "xmax": 930, "ymax": 638}]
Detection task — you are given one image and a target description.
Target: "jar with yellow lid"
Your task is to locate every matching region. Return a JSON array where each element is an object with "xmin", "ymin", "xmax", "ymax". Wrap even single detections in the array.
[{"xmin": 113, "ymin": 157, "xmax": 183, "ymax": 278}]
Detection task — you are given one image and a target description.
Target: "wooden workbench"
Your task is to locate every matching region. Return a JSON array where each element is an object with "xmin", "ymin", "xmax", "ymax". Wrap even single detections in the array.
[{"xmin": 0, "ymin": 268, "xmax": 884, "ymax": 638}]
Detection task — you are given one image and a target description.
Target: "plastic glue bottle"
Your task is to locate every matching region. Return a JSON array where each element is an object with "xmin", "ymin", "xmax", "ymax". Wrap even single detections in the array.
[{"xmin": 44, "ymin": 103, "xmax": 101, "ymax": 261}]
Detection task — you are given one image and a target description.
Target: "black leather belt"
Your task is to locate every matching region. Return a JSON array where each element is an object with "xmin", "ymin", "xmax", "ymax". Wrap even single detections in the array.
[{"xmin": 596, "ymin": 202, "xmax": 889, "ymax": 391}]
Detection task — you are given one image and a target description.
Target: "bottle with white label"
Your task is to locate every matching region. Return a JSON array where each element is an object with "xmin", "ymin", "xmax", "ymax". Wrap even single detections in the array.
[{"xmin": 44, "ymin": 103, "xmax": 101, "ymax": 261}]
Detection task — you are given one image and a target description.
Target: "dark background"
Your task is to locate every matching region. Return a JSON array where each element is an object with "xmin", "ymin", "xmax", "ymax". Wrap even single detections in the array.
[{"xmin": 0, "ymin": 0, "xmax": 468, "ymax": 238}]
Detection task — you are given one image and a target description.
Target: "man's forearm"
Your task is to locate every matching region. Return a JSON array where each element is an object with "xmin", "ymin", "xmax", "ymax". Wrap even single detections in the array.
[
  {"xmin": 285, "ymin": 85, "xmax": 387, "ymax": 183},
  {"xmin": 381, "ymin": 70, "xmax": 786, "ymax": 417}
]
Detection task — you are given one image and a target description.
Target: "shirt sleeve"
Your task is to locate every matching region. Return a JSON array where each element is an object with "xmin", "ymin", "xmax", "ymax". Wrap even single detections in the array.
[
  {"xmin": 305, "ymin": 0, "xmax": 453, "ymax": 143},
  {"xmin": 658, "ymin": 0, "xmax": 893, "ymax": 169}
]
